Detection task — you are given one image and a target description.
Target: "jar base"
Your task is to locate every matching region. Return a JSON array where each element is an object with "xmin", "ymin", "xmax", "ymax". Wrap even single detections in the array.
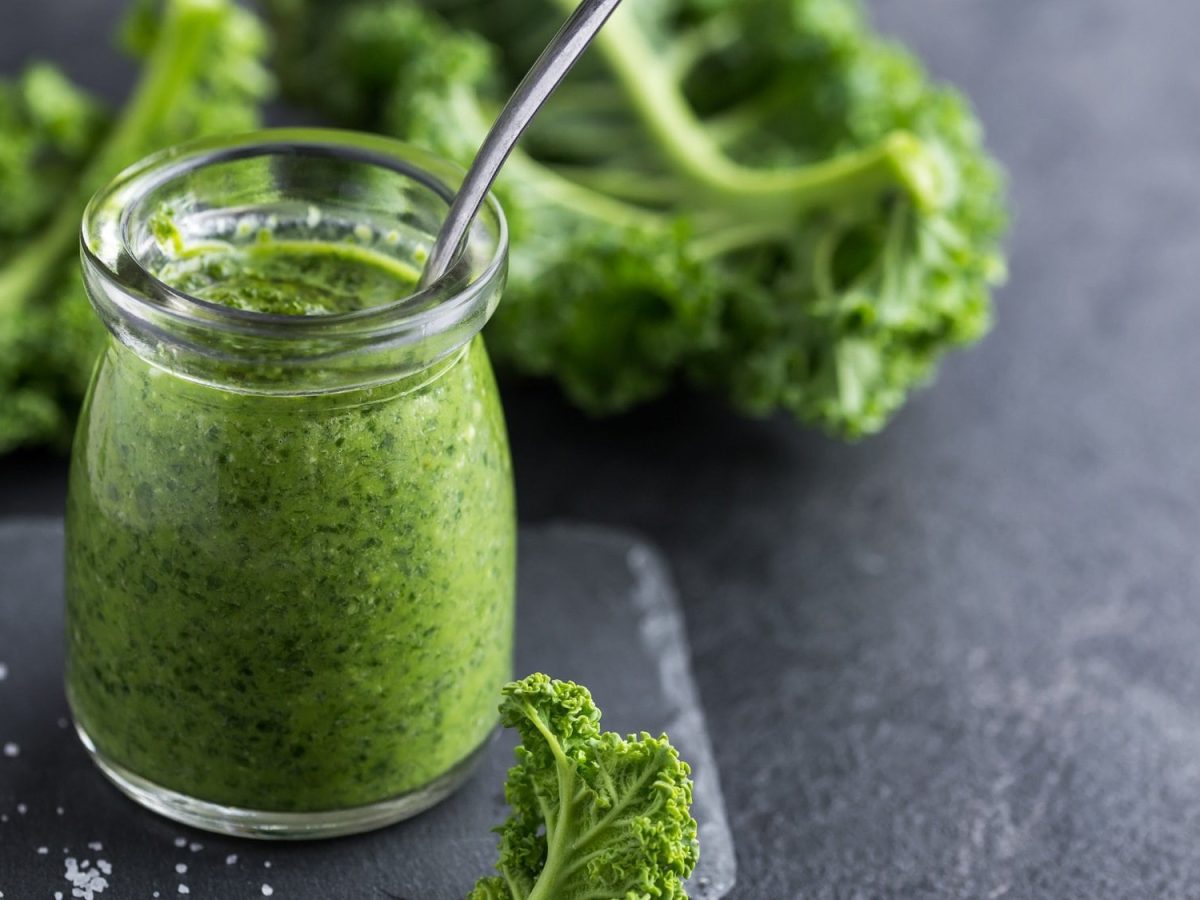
[{"xmin": 74, "ymin": 720, "xmax": 491, "ymax": 840}]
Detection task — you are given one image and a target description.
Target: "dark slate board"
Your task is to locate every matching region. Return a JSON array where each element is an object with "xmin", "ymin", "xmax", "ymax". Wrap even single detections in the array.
[{"xmin": 0, "ymin": 519, "xmax": 735, "ymax": 899}]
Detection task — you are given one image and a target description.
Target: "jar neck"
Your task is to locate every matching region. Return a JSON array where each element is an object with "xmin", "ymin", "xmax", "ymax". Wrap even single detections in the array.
[
  {"xmin": 81, "ymin": 130, "xmax": 508, "ymax": 396},
  {"xmin": 101, "ymin": 331, "xmax": 473, "ymax": 405}
]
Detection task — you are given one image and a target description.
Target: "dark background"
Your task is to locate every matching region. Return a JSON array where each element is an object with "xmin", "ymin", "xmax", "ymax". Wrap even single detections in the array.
[{"xmin": 5, "ymin": 1, "xmax": 1200, "ymax": 897}]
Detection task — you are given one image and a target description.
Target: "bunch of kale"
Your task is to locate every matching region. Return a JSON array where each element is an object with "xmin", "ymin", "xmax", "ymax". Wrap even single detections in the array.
[
  {"xmin": 0, "ymin": 0, "xmax": 1006, "ymax": 451},
  {"xmin": 0, "ymin": 0, "xmax": 270, "ymax": 450}
]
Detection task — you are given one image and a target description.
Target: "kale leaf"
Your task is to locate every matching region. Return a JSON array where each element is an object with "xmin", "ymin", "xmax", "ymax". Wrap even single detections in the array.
[
  {"xmin": 470, "ymin": 674, "xmax": 699, "ymax": 900},
  {"xmin": 0, "ymin": 0, "xmax": 271, "ymax": 451},
  {"xmin": 268, "ymin": 0, "xmax": 1008, "ymax": 438}
]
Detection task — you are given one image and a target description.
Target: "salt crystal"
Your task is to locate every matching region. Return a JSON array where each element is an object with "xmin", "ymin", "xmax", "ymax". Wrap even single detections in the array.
[
  {"xmin": 0, "ymin": 661, "xmax": 8, "ymax": 680},
  {"xmin": 63, "ymin": 857, "xmax": 109, "ymax": 899},
  {"xmin": 177, "ymin": 886, "xmax": 189, "ymax": 895},
  {"xmin": 225, "ymin": 854, "xmax": 238, "ymax": 865},
  {"xmin": 176, "ymin": 863, "xmax": 187, "ymax": 875},
  {"xmin": 261, "ymin": 886, "xmax": 274, "ymax": 897},
  {"xmin": 38, "ymin": 846, "xmax": 49, "ymax": 854},
  {"xmin": 173, "ymin": 838, "xmax": 187, "ymax": 848},
  {"xmin": 3, "ymin": 742, "xmax": 18, "ymax": 757},
  {"xmin": 263, "ymin": 861, "xmax": 271, "ymax": 868},
  {"xmin": 16, "ymin": 803, "xmax": 26, "ymax": 814},
  {"xmin": 188, "ymin": 842, "xmax": 203, "ymax": 853},
  {"xmin": 87, "ymin": 842, "xmax": 103, "ymax": 852},
  {"xmin": 57, "ymin": 806, "xmax": 64, "ymax": 815}
]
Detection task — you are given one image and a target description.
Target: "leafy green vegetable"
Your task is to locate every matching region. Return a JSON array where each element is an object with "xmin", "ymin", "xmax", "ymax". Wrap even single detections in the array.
[
  {"xmin": 267, "ymin": 0, "xmax": 1007, "ymax": 438},
  {"xmin": 0, "ymin": 0, "xmax": 271, "ymax": 451},
  {"xmin": 0, "ymin": 0, "xmax": 1004, "ymax": 450},
  {"xmin": 470, "ymin": 673, "xmax": 698, "ymax": 900}
]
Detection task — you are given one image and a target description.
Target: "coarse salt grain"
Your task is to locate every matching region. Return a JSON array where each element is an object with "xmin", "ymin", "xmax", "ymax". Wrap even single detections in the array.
[
  {"xmin": 2, "ymin": 742, "xmax": 18, "ymax": 757},
  {"xmin": 176, "ymin": 863, "xmax": 187, "ymax": 875},
  {"xmin": 88, "ymin": 842, "xmax": 103, "ymax": 852},
  {"xmin": 225, "ymin": 855, "xmax": 238, "ymax": 865},
  {"xmin": 189, "ymin": 842, "xmax": 203, "ymax": 853},
  {"xmin": 16, "ymin": 803, "xmax": 26, "ymax": 814},
  {"xmin": 63, "ymin": 857, "xmax": 109, "ymax": 899},
  {"xmin": 37, "ymin": 846, "xmax": 48, "ymax": 854},
  {"xmin": 174, "ymin": 838, "xmax": 187, "ymax": 848},
  {"xmin": 0, "ymin": 661, "xmax": 8, "ymax": 680},
  {"xmin": 261, "ymin": 886, "xmax": 274, "ymax": 896},
  {"xmin": 178, "ymin": 885, "xmax": 189, "ymax": 895}
]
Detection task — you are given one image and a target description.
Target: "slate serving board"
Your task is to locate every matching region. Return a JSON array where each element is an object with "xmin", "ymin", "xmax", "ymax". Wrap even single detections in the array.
[{"xmin": 0, "ymin": 519, "xmax": 735, "ymax": 899}]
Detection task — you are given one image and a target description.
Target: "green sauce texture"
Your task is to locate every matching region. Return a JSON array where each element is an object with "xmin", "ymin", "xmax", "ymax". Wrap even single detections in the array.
[
  {"xmin": 65, "ymin": 241, "xmax": 515, "ymax": 811},
  {"xmin": 156, "ymin": 239, "xmax": 424, "ymax": 316}
]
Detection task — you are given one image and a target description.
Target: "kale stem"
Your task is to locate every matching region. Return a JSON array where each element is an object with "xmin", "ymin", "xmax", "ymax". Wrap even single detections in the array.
[
  {"xmin": 84, "ymin": 0, "xmax": 222, "ymax": 182},
  {"xmin": 447, "ymin": 85, "xmax": 663, "ymax": 231},
  {"xmin": 550, "ymin": 164, "xmax": 690, "ymax": 206},
  {"xmin": 689, "ymin": 215, "xmax": 793, "ymax": 260},
  {"xmin": 524, "ymin": 715, "xmax": 576, "ymax": 900},
  {"xmin": 558, "ymin": 0, "xmax": 945, "ymax": 212},
  {"xmin": 0, "ymin": 0, "xmax": 223, "ymax": 318}
]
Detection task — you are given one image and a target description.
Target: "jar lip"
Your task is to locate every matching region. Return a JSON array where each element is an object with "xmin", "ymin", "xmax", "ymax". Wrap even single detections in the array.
[{"xmin": 80, "ymin": 128, "xmax": 508, "ymax": 343}]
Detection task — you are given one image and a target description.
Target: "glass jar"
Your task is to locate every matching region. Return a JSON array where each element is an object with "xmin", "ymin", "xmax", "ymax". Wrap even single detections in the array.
[{"xmin": 66, "ymin": 130, "xmax": 514, "ymax": 838}]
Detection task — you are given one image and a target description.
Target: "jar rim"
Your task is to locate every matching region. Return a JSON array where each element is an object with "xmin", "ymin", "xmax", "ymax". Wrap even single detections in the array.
[{"xmin": 80, "ymin": 128, "xmax": 508, "ymax": 349}]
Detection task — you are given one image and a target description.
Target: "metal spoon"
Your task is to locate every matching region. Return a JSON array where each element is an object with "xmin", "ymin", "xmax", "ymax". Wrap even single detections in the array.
[{"xmin": 419, "ymin": 0, "xmax": 625, "ymax": 287}]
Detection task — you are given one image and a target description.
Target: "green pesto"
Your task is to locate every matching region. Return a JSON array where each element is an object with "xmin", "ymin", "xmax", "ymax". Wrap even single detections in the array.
[
  {"xmin": 155, "ymin": 239, "xmax": 424, "ymax": 316},
  {"xmin": 65, "ymin": 243, "xmax": 514, "ymax": 812}
]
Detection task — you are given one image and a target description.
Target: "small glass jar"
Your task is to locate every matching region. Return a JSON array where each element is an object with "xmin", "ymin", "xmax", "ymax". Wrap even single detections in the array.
[{"xmin": 66, "ymin": 130, "xmax": 514, "ymax": 838}]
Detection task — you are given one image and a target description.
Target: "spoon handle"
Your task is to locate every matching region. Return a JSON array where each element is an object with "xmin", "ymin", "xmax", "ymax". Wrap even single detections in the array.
[{"xmin": 420, "ymin": 0, "xmax": 626, "ymax": 287}]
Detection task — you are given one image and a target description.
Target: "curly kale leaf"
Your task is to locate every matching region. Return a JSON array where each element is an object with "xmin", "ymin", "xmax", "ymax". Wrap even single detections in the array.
[
  {"xmin": 469, "ymin": 674, "xmax": 699, "ymax": 900},
  {"xmin": 0, "ymin": 0, "xmax": 272, "ymax": 452},
  {"xmin": 269, "ymin": 0, "xmax": 1007, "ymax": 438},
  {"xmin": 0, "ymin": 67, "xmax": 106, "ymax": 444}
]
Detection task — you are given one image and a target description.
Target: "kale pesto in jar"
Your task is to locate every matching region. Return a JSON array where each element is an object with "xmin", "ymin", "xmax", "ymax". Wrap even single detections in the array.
[{"xmin": 68, "ymin": 131, "xmax": 514, "ymax": 837}]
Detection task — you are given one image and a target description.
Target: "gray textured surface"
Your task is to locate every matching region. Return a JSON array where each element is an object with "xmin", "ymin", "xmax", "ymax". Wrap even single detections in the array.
[
  {"xmin": 0, "ymin": 520, "xmax": 734, "ymax": 898},
  {"xmin": 509, "ymin": 3, "xmax": 1200, "ymax": 897},
  {"xmin": 4, "ymin": 0, "xmax": 1200, "ymax": 897}
]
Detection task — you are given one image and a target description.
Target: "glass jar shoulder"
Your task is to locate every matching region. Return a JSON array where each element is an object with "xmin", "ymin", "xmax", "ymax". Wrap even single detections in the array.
[{"xmin": 67, "ymin": 335, "xmax": 511, "ymax": 552}]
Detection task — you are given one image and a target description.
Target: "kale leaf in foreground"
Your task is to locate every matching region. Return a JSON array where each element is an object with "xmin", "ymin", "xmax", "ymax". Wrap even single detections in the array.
[
  {"xmin": 0, "ymin": 0, "xmax": 271, "ymax": 451},
  {"xmin": 470, "ymin": 673, "xmax": 698, "ymax": 900},
  {"xmin": 268, "ymin": 0, "xmax": 1008, "ymax": 438}
]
